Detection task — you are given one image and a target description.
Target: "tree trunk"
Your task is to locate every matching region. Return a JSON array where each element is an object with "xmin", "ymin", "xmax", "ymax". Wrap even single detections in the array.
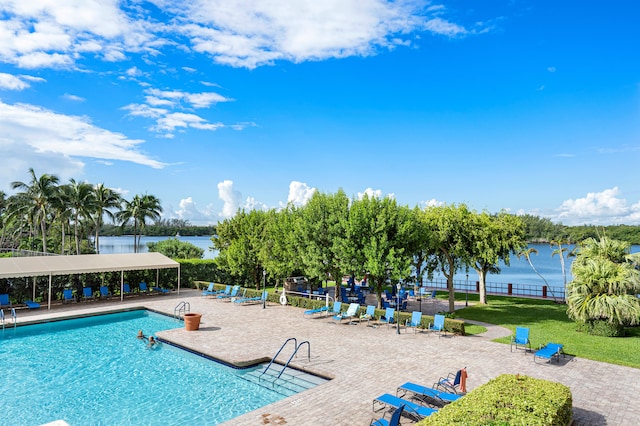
[{"xmin": 478, "ymin": 269, "xmax": 487, "ymax": 304}]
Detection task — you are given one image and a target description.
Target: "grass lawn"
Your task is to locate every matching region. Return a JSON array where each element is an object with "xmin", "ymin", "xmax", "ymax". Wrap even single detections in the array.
[{"xmin": 444, "ymin": 292, "xmax": 640, "ymax": 369}]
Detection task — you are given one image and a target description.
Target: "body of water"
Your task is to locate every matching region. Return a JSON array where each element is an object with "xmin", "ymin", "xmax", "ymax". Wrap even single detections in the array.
[
  {"xmin": 0, "ymin": 310, "xmax": 286, "ymax": 425},
  {"xmin": 99, "ymin": 235, "xmax": 217, "ymax": 259}
]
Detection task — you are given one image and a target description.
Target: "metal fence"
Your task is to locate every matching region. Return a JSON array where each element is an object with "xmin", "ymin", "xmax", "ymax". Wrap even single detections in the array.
[{"xmin": 420, "ymin": 277, "xmax": 566, "ymax": 301}]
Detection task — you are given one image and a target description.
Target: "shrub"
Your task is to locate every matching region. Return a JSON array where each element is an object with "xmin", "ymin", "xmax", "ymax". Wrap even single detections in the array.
[{"xmin": 418, "ymin": 374, "xmax": 572, "ymax": 426}]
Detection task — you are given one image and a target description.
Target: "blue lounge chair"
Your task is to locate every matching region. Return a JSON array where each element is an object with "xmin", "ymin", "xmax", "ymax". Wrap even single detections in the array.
[
  {"xmin": 359, "ymin": 305, "xmax": 376, "ymax": 325},
  {"xmin": 217, "ymin": 285, "xmax": 240, "ymax": 300},
  {"xmin": 328, "ymin": 301, "xmax": 342, "ymax": 316},
  {"xmin": 122, "ymin": 283, "xmax": 131, "ymax": 296},
  {"xmin": 139, "ymin": 282, "xmax": 150, "ymax": 293},
  {"xmin": 370, "ymin": 404, "xmax": 404, "ymax": 426},
  {"xmin": 397, "ymin": 382, "xmax": 462, "ymax": 406},
  {"xmin": 333, "ymin": 303, "xmax": 360, "ymax": 324},
  {"xmin": 429, "ymin": 314, "xmax": 446, "ymax": 337},
  {"xmin": 304, "ymin": 305, "xmax": 329, "ymax": 316},
  {"xmin": 0, "ymin": 293, "xmax": 10, "ymax": 308},
  {"xmin": 534, "ymin": 342, "xmax": 564, "ymax": 364},
  {"xmin": 24, "ymin": 300, "xmax": 41, "ymax": 309},
  {"xmin": 153, "ymin": 286, "xmax": 171, "ymax": 294},
  {"xmin": 511, "ymin": 327, "xmax": 531, "ymax": 352},
  {"xmin": 406, "ymin": 311, "xmax": 422, "ymax": 333},
  {"xmin": 99, "ymin": 286, "xmax": 111, "ymax": 299},
  {"xmin": 234, "ymin": 290, "xmax": 268, "ymax": 305},
  {"xmin": 378, "ymin": 307, "xmax": 395, "ymax": 328},
  {"xmin": 63, "ymin": 289, "xmax": 76, "ymax": 303},
  {"xmin": 373, "ymin": 393, "xmax": 437, "ymax": 422},
  {"xmin": 82, "ymin": 287, "xmax": 94, "ymax": 301},
  {"xmin": 434, "ymin": 368, "xmax": 467, "ymax": 394},
  {"xmin": 201, "ymin": 283, "xmax": 220, "ymax": 296}
]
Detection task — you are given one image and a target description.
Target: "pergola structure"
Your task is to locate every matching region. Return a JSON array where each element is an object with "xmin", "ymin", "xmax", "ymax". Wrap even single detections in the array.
[{"xmin": 0, "ymin": 252, "xmax": 180, "ymax": 309}]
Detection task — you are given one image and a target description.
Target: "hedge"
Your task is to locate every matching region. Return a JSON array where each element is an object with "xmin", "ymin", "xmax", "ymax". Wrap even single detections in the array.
[{"xmin": 418, "ymin": 374, "xmax": 572, "ymax": 426}]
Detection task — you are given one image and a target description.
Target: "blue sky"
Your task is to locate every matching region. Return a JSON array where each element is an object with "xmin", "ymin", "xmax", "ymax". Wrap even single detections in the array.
[{"xmin": 1, "ymin": 0, "xmax": 639, "ymax": 226}]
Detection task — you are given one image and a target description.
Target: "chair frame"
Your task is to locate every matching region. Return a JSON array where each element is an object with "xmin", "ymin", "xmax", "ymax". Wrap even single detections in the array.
[
  {"xmin": 534, "ymin": 342, "xmax": 565, "ymax": 364},
  {"xmin": 429, "ymin": 314, "xmax": 446, "ymax": 337},
  {"xmin": 405, "ymin": 311, "xmax": 422, "ymax": 334},
  {"xmin": 510, "ymin": 327, "xmax": 531, "ymax": 352}
]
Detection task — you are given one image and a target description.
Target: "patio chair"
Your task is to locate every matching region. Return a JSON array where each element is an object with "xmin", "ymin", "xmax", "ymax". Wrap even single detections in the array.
[
  {"xmin": 359, "ymin": 305, "xmax": 376, "ymax": 325},
  {"xmin": 429, "ymin": 314, "xmax": 446, "ymax": 337},
  {"xmin": 123, "ymin": 283, "xmax": 132, "ymax": 296},
  {"xmin": 99, "ymin": 286, "xmax": 111, "ymax": 299},
  {"xmin": 201, "ymin": 282, "xmax": 216, "ymax": 296},
  {"xmin": 139, "ymin": 282, "xmax": 151, "ymax": 294},
  {"xmin": 217, "ymin": 285, "xmax": 240, "ymax": 300},
  {"xmin": 206, "ymin": 284, "xmax": 231, "ymax": 298},
  {"xmin": 62, "ymin": 289, "xmax": 76, "ymax": 303},
  {"xmin": 82, "ymin": 287, "xmax": 94, "ymax": 301},
  {"xmin": 510, "ymin": 327, "xmax": 531, "ymax": 352},
  {"xmin": 534, "ymin": 342, "xmax": 565, "ymax": 364},
  {"xmin": 396, "ymin": 382, "xmax": 462, "ymax": 407},
  {"xmin": 370, "ymin": 404, "xmax": 404, "ymax": 426},
  {"xmin": 434, "ymin": 368, "xmax": 467, "ymax": 394},
  {"xmin": 0, "ymin": 293, "xmax": 10, "ymax": 308},
  {"xmin": 378, "ymin": 307, "xmax": 396, "ymax": 329},
  {"xmin": 304, "ymin": 304, "xmax": 329, "ymax": 316},
  {"xmin": 152, "ymin": 286, "xmax": 171, "ymax": 294},
  {"xmin": 373, "ymin": 393, "xmax": 437, "ymax": 422},
  {"xmin": 405, "ymin": 311, "xmax": 423, "ymax": 333},
  {"xmin": 24, "ymin": 300, "xmax": 41, "ymax": 310},
  {"xmin": 333, "ymin": 303, "xmax": 359, "ymax": 324},
  {"xmin": 234, "ymin": 290, "xmax": 268, "ymax": 305},
  {"xmin": 328, "ymin": 301, "xmax": 342, "ymax": 316}
]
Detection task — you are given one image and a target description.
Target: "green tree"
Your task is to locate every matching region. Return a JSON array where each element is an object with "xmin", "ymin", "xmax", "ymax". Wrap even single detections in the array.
[
  {"xmin": 261, "ymin": 207, "xmax": 300, "ymax": 287},
  {"xmin": 92, "ymin": 184, "xmax": 122, "ymax": 254},
  {"xmin": 213, "ymin": 209, "xmax": 268, "ymax": 287},
  {"xmin": 339, "ymin": 195, "xmax": 416, "ymax": 308},
  {"xmin": 469, "ymin": 211, "xmax": 526, "ymax": 304},
  {"xmin": 10, "ymin": 168, "xmax": 60, "ymax": 253},
  {"xmin": 295, "ymin": 190, "xmax": 350, "ymax": 289},
  {"xmin": 147, "ymin": 238, "xmax": 204, "ymax": 259},
  {"xmin": 422, "ymin": 204, "xmax": 474, "ymax": 313},
  {"xmin": 64, "ymin": 179, "xmax": 97, "ymax": 255},
  {"xmin": 567, "ymin": 236, "xmax": 640, "ymax": 336}
]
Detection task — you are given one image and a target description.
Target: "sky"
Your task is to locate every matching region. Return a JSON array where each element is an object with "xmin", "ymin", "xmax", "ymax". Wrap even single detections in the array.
[{"xmin": 1, "ymin": 0, "xmax": 639, "ymax": 226}]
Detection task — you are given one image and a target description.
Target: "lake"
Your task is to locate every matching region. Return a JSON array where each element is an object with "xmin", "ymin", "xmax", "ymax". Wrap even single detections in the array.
[{"xmin": 99, "ymin": 235, "xmax": 217, "ymax": 259}]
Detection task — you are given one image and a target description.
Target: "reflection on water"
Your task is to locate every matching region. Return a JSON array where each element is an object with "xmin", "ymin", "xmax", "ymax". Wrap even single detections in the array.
[{"xmin": 99, "ymin": 235, "xmax": 217, "ymax": 259}]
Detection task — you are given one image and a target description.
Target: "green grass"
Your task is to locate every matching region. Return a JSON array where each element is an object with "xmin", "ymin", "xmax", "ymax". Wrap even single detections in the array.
[{"xmin": 447, "ymin": 293, "xmax": 640, "ymax": 369}]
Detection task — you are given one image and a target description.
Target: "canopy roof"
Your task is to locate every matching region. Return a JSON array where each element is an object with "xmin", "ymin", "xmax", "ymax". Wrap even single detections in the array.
[{"xmin": 0, "ymin": 252, "xmax": 179, "ymax": 279}]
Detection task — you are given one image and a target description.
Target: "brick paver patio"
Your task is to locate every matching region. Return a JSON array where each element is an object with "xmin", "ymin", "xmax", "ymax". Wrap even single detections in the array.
[{"xmin": 14, "ymin": 289, "xmax": 640, "ymax": 425}]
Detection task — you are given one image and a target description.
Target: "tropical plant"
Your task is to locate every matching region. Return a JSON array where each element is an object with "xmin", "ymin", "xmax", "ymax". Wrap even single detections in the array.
[
  {"xmin": 10, "ymin": 168, "xmax": 60, "ymax": 253},
  {"xmin": 116, "ymin": 194, "xmax": 163, "ymax": 252},
  {"xmin": 92, "ymin": 184, "xmax": 122, "ymax": 254},
  {"xmin": 147, "ymin": 238, "xmax": 204, "ymax": 259},
  {"xmin": 64, "ymin": 179, "xmax": 97, "ymax": 254},
  {"xmin": 566, "ymin": 236, "xmax": 640, "ymax": 336}
]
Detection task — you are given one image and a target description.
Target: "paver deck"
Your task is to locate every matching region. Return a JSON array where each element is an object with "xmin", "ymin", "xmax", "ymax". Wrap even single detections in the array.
[{"xmin": 11, "ymin": 289, "xmax": 640, "ymax": 425}]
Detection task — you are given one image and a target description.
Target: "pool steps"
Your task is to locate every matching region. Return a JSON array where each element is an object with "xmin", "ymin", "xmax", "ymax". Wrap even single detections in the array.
[{"xmin": 241, "ymin": 364, "xmax": 328, "ymax": 397}]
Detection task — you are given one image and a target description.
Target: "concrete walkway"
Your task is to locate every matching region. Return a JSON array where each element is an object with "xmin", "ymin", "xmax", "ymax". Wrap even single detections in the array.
[{"xmin": 13, "ymin": 290, "xmax": 640, "ymax": 425}]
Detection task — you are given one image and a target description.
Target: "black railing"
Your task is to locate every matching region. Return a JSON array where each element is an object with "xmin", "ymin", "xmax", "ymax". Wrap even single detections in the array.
[{"xmin": 418, "ymin": 277, "xmax": 565, "ymax": 301}]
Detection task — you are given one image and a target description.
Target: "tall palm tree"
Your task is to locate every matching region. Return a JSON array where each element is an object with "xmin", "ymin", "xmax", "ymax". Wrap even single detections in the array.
[
  {"xmin": 116, "ymin": 194, "xmax": 162, "ymax": 253},
  {"xmin": 92, "ymin": 184, "xmax": 122, "ymax": 254},
  {"xmin": 64, "ymin": 179, "xmax": 97, "ymax": 255},
  {"xmin": 10, "ymin": 168, "xmax": 60, "ymax": 253},
  {"xmin": 517, "ymin": 247, "xmax": 559, "ymax": 302}
]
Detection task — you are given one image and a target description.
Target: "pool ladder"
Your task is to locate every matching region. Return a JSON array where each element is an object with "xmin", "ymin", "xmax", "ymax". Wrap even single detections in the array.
[
  {"xmin": 1, "ymin": 308, "xmax": 17, "ymax": 330},
  {"xmin": 260, "ymin": 337, "xmax": 311, "ymax": 381},
  {"xmin": 174, "ymin": 301, "xmax": 190, "ymax": 319}
]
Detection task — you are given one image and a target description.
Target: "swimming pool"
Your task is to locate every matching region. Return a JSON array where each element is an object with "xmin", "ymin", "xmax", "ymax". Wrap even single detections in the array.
[{"xmin": 0, "ymin": 310, "xmax": 288, "ymax": 425}]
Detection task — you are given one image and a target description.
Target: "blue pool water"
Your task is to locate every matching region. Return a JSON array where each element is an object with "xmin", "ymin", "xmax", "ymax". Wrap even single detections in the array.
[{"xmin": 0, "ymin": 310, "xmax": 284, "ymax": 426}]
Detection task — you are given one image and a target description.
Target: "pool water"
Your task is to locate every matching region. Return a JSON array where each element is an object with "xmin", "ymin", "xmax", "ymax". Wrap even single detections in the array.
[{"xmin": 0, "ymin": 310, "xmax": 285, "ymax": 426}]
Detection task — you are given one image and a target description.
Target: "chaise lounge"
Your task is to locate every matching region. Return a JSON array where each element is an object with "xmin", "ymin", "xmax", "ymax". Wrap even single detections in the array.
[{"xmin": 534, "ymin": 342, "xmax": 564, "ymax": 364}]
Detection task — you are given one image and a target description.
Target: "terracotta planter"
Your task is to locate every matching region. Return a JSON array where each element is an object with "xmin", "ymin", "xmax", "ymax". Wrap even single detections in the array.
[{"xmin": 184, "ymin": 313, "xmax": 202, "ymax": 331}]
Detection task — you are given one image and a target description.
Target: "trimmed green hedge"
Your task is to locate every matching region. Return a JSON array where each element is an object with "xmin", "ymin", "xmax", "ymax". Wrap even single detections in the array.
[{"xmin": 418, "ymin": 374, "xmax": 572, "ymax": 426}]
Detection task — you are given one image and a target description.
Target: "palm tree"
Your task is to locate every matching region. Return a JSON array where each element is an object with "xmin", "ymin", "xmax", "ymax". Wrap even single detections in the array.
[
  {"xmin": 116, "ymin": 194, "xmax": 162, "ymax": 253},
  {"xmin": 517, "ymin": 247, "xmax": 559, "ymax": 302},
  {"xmin": 567, "ymin": 236, "xmax": 640, "ymax": 335},
  {"xmin": 10, "ymin": 168, "xmax": 60, "ymax": 253},
  {"xmin": 92, "ymin": 184, "xmax": 122, "ymax": 254},
  {"xmin": 64, "ymin": 179, "xmax": 97, "ymax": 255}
]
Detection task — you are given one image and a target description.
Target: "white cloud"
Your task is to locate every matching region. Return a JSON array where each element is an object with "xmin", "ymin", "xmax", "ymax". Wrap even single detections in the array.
[
  {"xmin": 0, "ymin": 100, "xmax": 166, "ymax": 188},
  {"xmin": 150, "ymin": 0, "xmax": 470, "ymax": 68},
  {"xmin": 287, "ymin": 181, "xmax": 316, "ymax": 206},
  {"xmin": 550, "ymin": 187, "xmax": 640, "ymax": 225},
  {"xmin": 217, "ymin": 180, "xmax": 243, "ymax": 218},
  {"xmin": 0, "ymin": 72, "xmax": 34, "ymax": 90},
  {"xmin": 173, "ymin": 196, "xmax": 215, "ymax": 222},
  {"xmin": 420, "ymin": 198, "xmax": 444, "ymax": 208},
  {"xmin": 62, "ymin": 93, "xmax": 85, "ymax": 102}
]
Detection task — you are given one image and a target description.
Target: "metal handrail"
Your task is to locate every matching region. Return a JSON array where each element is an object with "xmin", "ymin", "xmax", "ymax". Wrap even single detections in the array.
[
  {"xmin": 277, "ymin": 340, "xmax": 311, "ymax": 380},
  {"xmin": 260, "ymin": 337, "xmax": 297, "ymax": 379},
  {"xmin": 174, "ymin": 301, "xmax": 190, "ymax": 319}
]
